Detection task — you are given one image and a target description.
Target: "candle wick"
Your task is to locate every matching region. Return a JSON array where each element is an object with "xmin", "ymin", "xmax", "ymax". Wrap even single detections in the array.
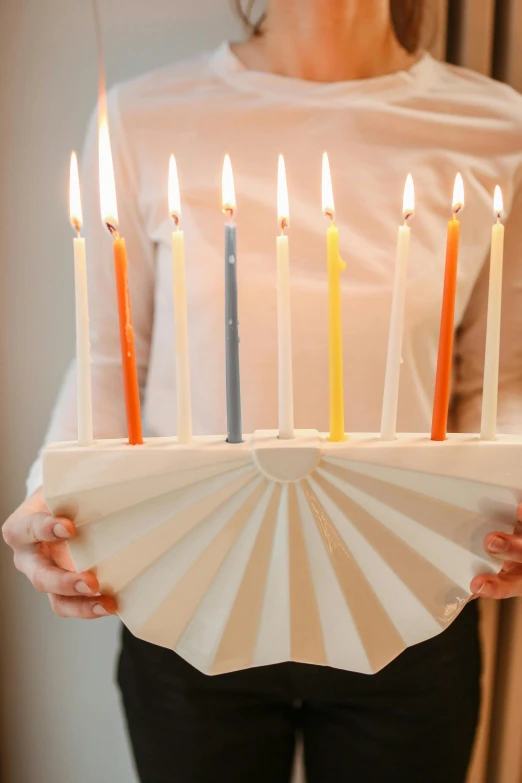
[
  {"xmin": 106, "ymin": 221, "xmax": 120, "ymax": 240},
  {"xmin": 403, "ymin": 211, "xmax": 414, "ymax": 226},
  {"xmin": 496, "ymin": 213, "xmax": 502, "ymax": 224},
  {"xmin": 71, "ymin": 217, "xmax": 82, "ymax": 238},
  {"xmin": 171, "ymin": 213, "xmax": 180, "ymax": 230},
  {"xmin": 324, "ymin": 209, "xmax": 334, "ymax": 224},
  {"xmin": 452, "ymin": 205, "xmax": 462, "ymax": 219},
  {"xmin": 280, "ymin": 217, "xmax": 288, "ymax": 235}
]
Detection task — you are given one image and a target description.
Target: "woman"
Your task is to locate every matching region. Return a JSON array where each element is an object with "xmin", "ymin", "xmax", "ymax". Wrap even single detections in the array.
[{"xmin": 3, "ymin": 1, "xmax": 522, "ymax": 781}]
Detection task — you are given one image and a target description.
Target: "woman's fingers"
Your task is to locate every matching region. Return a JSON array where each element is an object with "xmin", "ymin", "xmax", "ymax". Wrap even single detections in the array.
[
  {"xmin": 48, "ymin": 594, "xmax": 118, "ymax": 619},
  {"xmin": 40, "ymin": 540, "xmax": 76, "ymax": 571},
  {"xmin": 484, "ymin": 531, "xmax": 522, "ymax": 564},
  {"xmin": 3, "ymin": 507, "xmax": 75, "ymax": 549},
  {"xmin": 470, "ymin": 571, "xmax": 522, "ymax": 600},
  {"xmin": 3, "ymin": 489, "xmax": 117, "ymax": 620},
  {"xmin": 13, "ymin": 545, "xmax": 118, "ymax": 617},
  {"xmin": 15, "ymin": 549, "xmax": 100, "ymax": 596},
  {"xmin": 498, "ymin": 558, "xmax": 520, "ymax": 573}
]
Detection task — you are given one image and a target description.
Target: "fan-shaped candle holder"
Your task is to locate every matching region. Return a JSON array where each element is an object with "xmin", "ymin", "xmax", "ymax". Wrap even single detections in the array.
[{"xmin": 43, "ymin": 431, "xmax": 521, "ymax": 675}]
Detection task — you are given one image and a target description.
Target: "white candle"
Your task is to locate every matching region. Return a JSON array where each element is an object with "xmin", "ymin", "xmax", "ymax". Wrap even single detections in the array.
[
  {"xmin": 380, "ymin": 174, "xmax": 415, "ymax": 441},
  {"xmin": 169, "ymin": 155, "xmax": 192, "ymax": 444},
  {"xmin": 480, "ymin": 186, "xmax": 505, "ymax": 441},
  {"xmin": 69, "ymin": 152, "xmax": 94, "ymax": 446},
  {"xmin": 276, "ymin": 155, "xmax": 294, "ymax": 439}
]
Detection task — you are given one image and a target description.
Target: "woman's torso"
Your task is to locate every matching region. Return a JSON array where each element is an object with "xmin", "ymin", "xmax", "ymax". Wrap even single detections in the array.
[{"xmin": 114, "ymin": 44, "xmax": 522, "ymax": 437}]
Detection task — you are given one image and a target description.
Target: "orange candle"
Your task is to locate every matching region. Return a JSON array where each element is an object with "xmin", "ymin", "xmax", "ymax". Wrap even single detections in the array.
[
  {"xmin": 431, "ymin": 174, "xmax": 464, "ymax": 441},
  {"xmin": 113, "ymin": 237, "xmax": 143, "ymax": 444},
  {"xmin": 99, "ymin": 117, "xmax": 143, "ymax": 445}
]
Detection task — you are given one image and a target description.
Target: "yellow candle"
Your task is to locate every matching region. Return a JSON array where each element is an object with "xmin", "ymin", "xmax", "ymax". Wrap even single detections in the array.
[{"xmin": 323, "ymin": 152, "xmax": 347, "ymax": 442}]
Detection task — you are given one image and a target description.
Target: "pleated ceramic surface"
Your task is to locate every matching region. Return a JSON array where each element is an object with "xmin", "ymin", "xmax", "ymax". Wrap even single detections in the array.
[{"xmin": 43, "ymin": 431, "xmax": 522, "ymax": 675}]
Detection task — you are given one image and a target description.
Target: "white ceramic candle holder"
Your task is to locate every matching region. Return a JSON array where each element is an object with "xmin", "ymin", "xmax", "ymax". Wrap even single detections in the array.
[{"xmin": 43, "ymin": 431, "xmax": 522, "ymax": 675}]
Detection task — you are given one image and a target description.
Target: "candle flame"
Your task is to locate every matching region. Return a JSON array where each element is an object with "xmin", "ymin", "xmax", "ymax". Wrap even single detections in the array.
[
  {"xmin": 222, "ymin": 154, "xmax": 236, "ymax": 215},
  {"xmin": 322, "ymin": 152, "xmax": 335, "ymax": 219},
  {"xmin": 69, "ymin": 151, "xmax": 83, "ymax": 234},
  {"xmin": 452, "ymin": 173, "xmax": 464, "ymax": 214},
  {"xmin": 168, "ymin": 155, "xmax": 181, "ymax": 224},
  {"xmin": 277, "ymin": 154, "xmax": 289, "ymax": 229},
  {"xmin": 494, "ymin": 185, "xmax": 503, "ymax": 217},
  {"xmin": 98, "ymin": 115, "xmax": 119, "ymax": 233},
  {"xmin": 402, "ymin": 173, "xmax": 415, "ymax": 220}
]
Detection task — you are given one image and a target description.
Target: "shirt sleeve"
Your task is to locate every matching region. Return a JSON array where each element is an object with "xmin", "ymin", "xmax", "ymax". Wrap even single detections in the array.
[
  {"xmin": 453, "ymin": 184, "xmax": 522, "ymax": 435},
  {"xmin": 26, "ymin": 88, "xmax": 155, "ymax": 495}
]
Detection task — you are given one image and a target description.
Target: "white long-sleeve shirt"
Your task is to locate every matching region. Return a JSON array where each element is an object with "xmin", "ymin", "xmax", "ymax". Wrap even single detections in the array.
[{"xmin": 28, "ymin": 43, "xmax": 522, "ymax": 494}]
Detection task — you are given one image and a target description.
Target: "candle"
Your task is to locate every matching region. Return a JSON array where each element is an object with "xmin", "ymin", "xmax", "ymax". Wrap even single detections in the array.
[
  {"xmin": 69, "ymin": 152, "xmax": 94, "ymax": 446},
  {"xmin": 431, "ymin": 173, "xmax": 464, "ymax": 442},
  {"xmin": 480, "ymin": 186, "xmax": 505, "ymax": 441},
  {"xmin": 322, "ymin": 152, "xmax": 347, "ymax": 442},
  {"xmin": 276, "ymin": 155, "xmax": 295, "ymax": 440},
  {"xmin": 380, "ymin": 175, "xmax": 415, "ymax": 441},
  {"xmin": 99, "ymin": 117, "xmax": 143, "ymax": 445},
  {"xmin": 222, "ymin": 154, "xmax": 242, "ymax": 444},
  {"xmin": 168, "ymin": 155, "xmax": 192, "ymax": 444}
]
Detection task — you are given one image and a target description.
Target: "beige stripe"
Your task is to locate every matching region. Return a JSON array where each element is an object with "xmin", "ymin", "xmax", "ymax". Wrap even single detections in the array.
[
  {"xmin": 51, "ymin": 456, "xmax": 251, "ymax": 524},
  {"xmin": 324, "ymin": 440, "xmax": 522, "ymax": 490},
  {"xmin": 312, "ymin": 470, "xmax": 466, "ymax": 627},
  {"xmin": 212, "ymin": 484, "xmax": 282, "ymax": 674},
  {"xmin": 94, "ymin": 470, "xmax": 257, "ymax": 593},
  {"xmin": 288, "ymin": 483, "xmax": 327, "ymax": 665},
  {"xmin": 139, "ymin": 480, "xmax": 267, "ymax": 651},
  {"xmin": 50, "ymin": 446, "xmax": 251, "ymax": 495},
  {"xmin": 301, "ymin": 479, "xmax": 405, "ymax": 673},
  {"xmin": 321, "ymin": 461, "xmax": 488, "ymax": 557}
]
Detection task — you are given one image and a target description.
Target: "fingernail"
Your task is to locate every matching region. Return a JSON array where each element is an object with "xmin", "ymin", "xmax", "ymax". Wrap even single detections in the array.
[
  {"xmin": 488, "ymin": 536, "xmax": 508, "ymax": 553},
  {"xmin": 92, "ymin": 604, "xmax": 109, "ymax": 616},
  {"xmin": 476, "ymin": 582, "xmax": 490, "ymax": 596},
  {"xmin": 75, "ymin": 581, "xmax": 93, "ymax": 595},
  {"xmin": 53, "ymin": 523, "xmax": 71, "ymax": 539}
]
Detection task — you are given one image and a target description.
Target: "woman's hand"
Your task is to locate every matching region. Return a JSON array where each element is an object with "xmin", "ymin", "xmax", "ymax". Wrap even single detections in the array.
[
  {"xmin": 471, "ymin": 503, "xmax": 522, "ymax": 599},
  {"xmin": 2, "ymin": 488, "xmax": 117, "ymax": 618}
]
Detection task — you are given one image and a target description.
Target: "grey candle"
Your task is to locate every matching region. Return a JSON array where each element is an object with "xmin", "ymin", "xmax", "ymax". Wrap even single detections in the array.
[{"xmin": 222, "ymin": 155, "xmax": 242, "ymax": 443}]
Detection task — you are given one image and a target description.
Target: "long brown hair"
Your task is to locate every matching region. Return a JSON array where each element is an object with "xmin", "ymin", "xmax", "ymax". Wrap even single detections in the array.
[{"xmin": 232, "ymin": 0, "xmax": 429, "ymax": 54}]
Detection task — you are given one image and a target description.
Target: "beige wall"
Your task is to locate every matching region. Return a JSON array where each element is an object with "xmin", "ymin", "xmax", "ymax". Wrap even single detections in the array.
[{"xmin": 0, "ymin": 2, "xmax": 240, "ymax": 781}]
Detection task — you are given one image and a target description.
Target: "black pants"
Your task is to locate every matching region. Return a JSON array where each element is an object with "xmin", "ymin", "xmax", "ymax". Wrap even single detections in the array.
[{"xmin": 117, "ymin": 601, "xmax": 481, "ymax": 783}]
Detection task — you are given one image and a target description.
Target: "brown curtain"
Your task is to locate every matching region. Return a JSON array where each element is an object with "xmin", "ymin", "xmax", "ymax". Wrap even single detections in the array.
[{"xmin": 429, "ymin": 3, "xmax": 522, "ymax": 781}]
